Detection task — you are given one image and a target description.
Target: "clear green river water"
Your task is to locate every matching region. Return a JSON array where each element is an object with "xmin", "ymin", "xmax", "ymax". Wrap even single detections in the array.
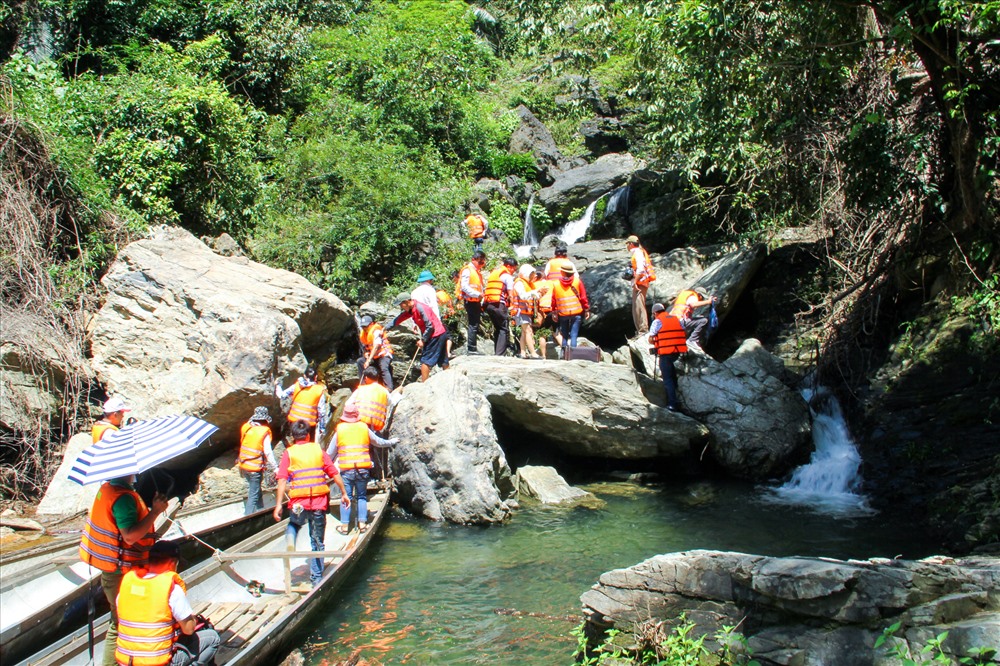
[{"xmin": 290, "ymin": 479, "xmax": 933, "ymax": 666}]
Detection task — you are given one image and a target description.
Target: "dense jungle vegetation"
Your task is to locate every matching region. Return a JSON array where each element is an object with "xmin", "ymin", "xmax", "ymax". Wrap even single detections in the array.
[{"xmin": 1, "ymin": 0, "xmax": 998, "ymax": 497}]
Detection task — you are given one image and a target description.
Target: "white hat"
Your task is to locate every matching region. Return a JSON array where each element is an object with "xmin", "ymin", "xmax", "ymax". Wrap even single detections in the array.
[
  {"xmin": 103, "ymin": 396, "xmax": 131, "ymax": 414},
  {"xmin": 518, "ymin": 264, "xmax": 535, "ymax": 279}
]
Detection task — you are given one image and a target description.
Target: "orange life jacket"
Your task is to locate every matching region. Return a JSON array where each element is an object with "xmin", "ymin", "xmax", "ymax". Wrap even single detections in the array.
[
  {"xmin": 544, "ymin": 257, "xmax": 574, "ymax": 281},
  {"xmin": 466, "ymin": 214, "xmax": 486, "ymax": 239},
  {"xmin": 461, "ymin": 262, "xmax": 485, "ymax": 303},
  {"xmin": 360, "ymin": 323, "xmax": 393, "ymax": 359},
  {"xmin": 631, "ymin": 247, "xmax": 656, "ymax": 287},
  {"xmin": 436, "ymin": 289, "xmax": 454, "ymax": 316},
  {"xmin": 552, "ymin": 280, "xmax": 584, "ymax": 317},
  {"xmin": 288, "ymin": 382, "xmax": 325, "ymax": 426},
  {"xmin": 653, "ymin": 312, "xmax": 688, "ymax": 355},
  {"xmin": 352, "ymin": 382, "xmax": 389, "ymax": 432},
  {"xmin": 536, "ymin": 279, "xmax": 555, "ymax": 313},
  {"xmin": 115, "ymin": 570, "xmax": 185, "ymax": 666},
  {"xmin": 287, "ymin": 441, "xmax": 328, "ymax": 500},
  {"xmin": 335, "ymin": 422, "xmax": 372, "ymax": 470},
  {"xmin": 79, "ymin": 483, "xmax": 155, "ymax": 572},
  {"xmin": 92, "ymin": 420, "xmax": 118, "ymax": 443},
  {"xmin": 238, "ymin": 422, "xmax": 271, "ymax": 473},
  {"xmin": 512, "ymin": 276, "xmax": 536, "ymax": 317},
  {"xmin": 670, "ymin": 289, "xmax": 701, "ymax": 319},
  {"xmin": 484, "ymin": 266, "xmax": 512, "ymax": 305}
]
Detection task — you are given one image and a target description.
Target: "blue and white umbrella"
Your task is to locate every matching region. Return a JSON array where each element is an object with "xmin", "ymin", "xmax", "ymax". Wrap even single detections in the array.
[{"xmin": 69, "ymin": 415, "xmax": 219, "ymax": 485}]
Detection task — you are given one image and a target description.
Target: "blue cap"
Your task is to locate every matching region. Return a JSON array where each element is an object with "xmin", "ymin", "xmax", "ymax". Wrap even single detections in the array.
[{"xmin": 417, "ymin": 270, "xmax": 434, "ymax": 283}]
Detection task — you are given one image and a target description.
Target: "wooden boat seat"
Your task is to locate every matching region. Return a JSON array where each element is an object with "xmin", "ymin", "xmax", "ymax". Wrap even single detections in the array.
[{"xmin": 206, "ymin": 593, "xmax": 301, "ymax": 664}]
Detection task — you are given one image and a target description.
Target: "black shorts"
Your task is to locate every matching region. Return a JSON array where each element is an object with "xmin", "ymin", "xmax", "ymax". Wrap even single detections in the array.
[{"xmin": 421, "ymin": 333, "xmax": 449, "ymax": 368}]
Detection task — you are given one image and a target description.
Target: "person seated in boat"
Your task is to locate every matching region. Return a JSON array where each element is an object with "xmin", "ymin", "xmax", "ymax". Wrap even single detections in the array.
[
  {"xmin": 238, "ymin": 406, "xmax": 277, "ymax": 515},
  {"xmin": 273, "ymin": 420, "xmax": 350, "ymax": 588},
  {"xmin": 326, "ymin": 404, "xmax": 398, "ymax": 535},
  {"xmin": 80, "ymin": 473, "xmax": 170, "ymax": 666},
  {"xmin": 275, "ymin": 367, "xmax": 329, "ymax": 442},
  {"xmin": 115, "ymin": 539, "xmax": 220, "ymax": 666}
]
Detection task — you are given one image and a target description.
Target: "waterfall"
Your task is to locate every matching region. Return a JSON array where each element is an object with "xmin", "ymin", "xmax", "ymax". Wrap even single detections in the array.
[
  {"xmin": 603, "ymin": 185, "xmax": 630, "ymax": 220},
  {"xmin": 514, "ymin": 193, "xmax": 538, "ymax": 259},
  {"xmin": 761, "ymin": 387, "xmax": 873, "ymax": 516},
  {"xmin": 557, "ymin": 194, "xmax": 606, "ymax": 246}
]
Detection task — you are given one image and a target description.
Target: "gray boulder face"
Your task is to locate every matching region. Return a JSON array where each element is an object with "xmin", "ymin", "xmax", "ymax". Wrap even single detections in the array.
[
  {"xmin": 389, "ymin": 371, "xmax": 515, "ymax": 524},
  {"xmin": 679, "ymin": 339, "xmax": 810, "ymax": 479},
  {"xmin": 581, "ymin": 550, "xmax": 1000, "ymax": 666},
  {"xmin": 452, "ymin": 356, "xmax": 709, "ymax": 460},
  {"xmin": 579, "ymin": 118, "xmax": 628, "ymax": 156},
  {"xmin": 516, "ymin": 465, "xmax": 602, "ymax": 508},
  {"xmin": 508, "ymin": 105, "xmax": 575, "ymax": 186},
  {"xmin": 36, "ymin": 433, "xmax": 98, "ymax": 515},
  {"xmin": 88, "ymin": 226, "xmax": 354, "ymax": 466},
  {"xmin": 538, "ymin": 153, "xmax": 645, "ymax": 222}
]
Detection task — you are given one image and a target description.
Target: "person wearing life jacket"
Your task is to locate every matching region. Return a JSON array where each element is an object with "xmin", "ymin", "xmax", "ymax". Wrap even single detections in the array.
[
  {"xmin": 669, "ymin": 288, "xmax": 718, "ymax": 354},
  {"xmin": 357, "ymin": 315, "xmax": 394, "ymax": 390},
  {"xmin": 459, "ymin": 250, "xmax": 487, "ymax": 354},
  {"xmin": 326, "ymin": 403, "xmax": 398, "ymax": 534},
  {"xmin": 647, "ymin": 303, "xmax": 688, "ymax": 412},
  {"xmin": 483, "ymin": 257, "xmax": 517, "ymax": 356},
  {"xmin": 626, "ymin": 235, "xmax": 656, "ymax": 335},
  {"xmin": 275, "ymin": 367, "xmax": 329, "ymax": 442},
  {"xmin": 93, "ymin": 395, "xmax": 131, "ymax": 443},
  {"xmin": 466, "ymin": 212, "xmax": 489, "ymax": 251},
  {"xmin": 273, "ymin": 420, "xmax": 349, "ymax": 587},
  {"xmin": 114, "ymin": 539, "xmax": 220, "ymax": 666},
  {"xmin": 552, "ymin": 263, "xmax": 590, "ymax": 351},
  {"xmin": 238, "ymin": 406, "xmax": 277, "ymax": 515},
  {"xmin": 348, "ymin": 366, "xmax": 391, "ymax": 433},
  {"xmin": 511, "ymin": 264, "xmax": 546, "ymax": 359},
  {"xmin": 532, "ymin": 271, "xmax": 563, "ymax": 358},
  {"xmin": 392, "ymin": 292, "xmax": 450, "ymax": 382},
  {"xmin": 80, "ymin": 472, "xmax": 170, "ymax": 666},
  {"xmin": 544, "ymin": 245, "xmax": 575, "ymax": 281}
]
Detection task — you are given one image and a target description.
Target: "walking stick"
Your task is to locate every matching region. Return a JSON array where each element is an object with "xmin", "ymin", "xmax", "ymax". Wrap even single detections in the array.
[{"xmin": 395, "ymin": 345, "xmax": 421, "ymax": 392}]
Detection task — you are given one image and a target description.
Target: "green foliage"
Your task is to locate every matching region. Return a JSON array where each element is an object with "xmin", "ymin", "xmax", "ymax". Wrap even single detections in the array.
[
  {"xmin": 959, "ymin": 274, "xmax": 1000, "ymax": 347},
  {"xmin": 572, "ymin": 618, "xmax": 759, "ymax": 665},
  {"xmin": 876, "ymin": 622, "xmax": 998, "ymax": 665},
  {"xmin": 488, "ymin": 199, "xmax": 524, "ymax": 243},
  {"xmin": 489, "ymin": 152, "xmax": 537, "ymax": 180}
]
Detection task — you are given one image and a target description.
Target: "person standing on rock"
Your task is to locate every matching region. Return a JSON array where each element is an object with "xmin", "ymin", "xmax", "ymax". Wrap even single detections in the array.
[
  {"xmin": 466, "ymin": 212, "xmax": 488, "ymax": 252},
  {"xmin": 544, "ymin": 245, "xmax": 574, "ymax": 280},
  {"xmin": 626, "ymin": 235, "xmax": 656, "ymax": 335},
  {"xmin": 552, "ymin": 263, "xmax": 590, "ymax": 351},
  {"xmin": 459, "ymin": 250, "xmax": 487, "ymax": 354},
  {"xmin": 358, "ymin": 315, "xmax": 394, "ymax": 390},
  {"xmin": 273, "ymin": 420, "xmax": 349, "ymax": 588},
  {"xmin": 647, "ymin": 303, "xmax": 688, "ymax": 412},
  {"xmin": 92, "ymin": 396, "xmax": 131, "ymax": 442},
  {"xmin": 114, "ymin": 539, "xmax": 220, "ymax": 666},
  {"xmin": 349, "ymin": 366, "xmax": 391, "ymax": 434},
  {"xmin": 392, "ymin": 292, "xmax": 450, "ymax": 382},
  {"xmin": 79, "ymin": 472, "xmax": 170, "ymax": 666},
  {"xmin": 238, "ymin": 406, "xmax": 277, "ymax": 515},
  {"xmin": 483, "ymin": 257, "xmax": 517, "ymax": 356},
  {"xmin": 512, "ymin": 264, "xmax": 546, "ymax": 359},
  {"xmin": 669, "ymin": 288, "xmax": 718, "ymax": 354},
  {"xmin": 326, "ymin": 403, "xmax": 398, "ymax": 534},
  {"xmin": 411, "ymin": 270, "xmax": 441, "ymax": 319},
  {"xmin": 275, "ymin": 367, "xmax": 329, "ymax": 443}
]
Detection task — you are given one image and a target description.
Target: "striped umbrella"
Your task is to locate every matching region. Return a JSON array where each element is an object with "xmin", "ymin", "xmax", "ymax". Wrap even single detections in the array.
[{"xmin": 68, "ymin": 415, "xmax": 219, "ymax": 485}]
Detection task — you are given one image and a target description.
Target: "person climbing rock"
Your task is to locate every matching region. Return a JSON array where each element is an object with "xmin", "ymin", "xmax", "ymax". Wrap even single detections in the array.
[
  {"xmin": 459, "ymin": 251, "xmax": 487, "ymax": 354},
  {"xmin": 647, "ymin": 303, "xmax": 688, "ymax": 412},
  {"xmin": 466, "ymin": 212, "xmax": 488, "ymax": 252},
  {"xmin": 411, "ymin": 269, "xmax": 440, "ymax": 319},
  {"xmin": 483, "ymin": 257, "xmax": 517, "ymax": 356},
  {"xmin": 358, "ymin": 315, "xmax": 394, "ymax": 390},
  {"xmin": 669, "ymin": 288, "xmax": 718, "ymax": 354},
  {"xmin": 275, "ymin": 367, "xmax": 329, "ymax": 442},
  {"xmin": 626, "ymin": 235, "xmax": 656, "ymax": 335},
  {"xmin": 392, "ymin": 292, "xmax": 449, "ymax": 382},
  {"xmin": 238, "ymin": 406, "xmax": 277, "ymax": 515}
]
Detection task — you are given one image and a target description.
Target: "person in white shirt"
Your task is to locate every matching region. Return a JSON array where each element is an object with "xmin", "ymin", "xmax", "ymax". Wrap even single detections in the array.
[{"xmin": 411, "ymin": 270, "xmax": 440, "ymax": 319}]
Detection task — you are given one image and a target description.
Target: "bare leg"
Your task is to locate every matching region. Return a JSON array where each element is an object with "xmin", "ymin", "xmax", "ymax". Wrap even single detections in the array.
[{"xmin": 420, "ymin": 363, "xmax": 430, "ymax": 382}]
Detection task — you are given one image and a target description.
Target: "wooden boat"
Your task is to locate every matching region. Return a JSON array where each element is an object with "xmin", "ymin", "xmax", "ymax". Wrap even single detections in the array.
[
  {"xmin": 19, "ymin": 488, "xmax": 389, "ymax": 666},
  {"xmin": 1, "ymin": 493, "xmax": 276, "ymax": 665}
]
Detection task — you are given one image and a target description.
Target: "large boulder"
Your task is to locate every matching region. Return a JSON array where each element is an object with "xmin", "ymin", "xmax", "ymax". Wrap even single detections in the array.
[
  {"xmin": 508, "ymin": 105, "xmax": 577, "ymax": 186},
  {"xmin": 452, "ymin": 356, "xmax": 709, "ymax": 460},
  {"xmin": 36, "ymin": 433, "xmax": 98, "ymax": 515},
  {"xmin": 516, "ymin": 465, "xmax": 601, "ymax": 508},
  {"xmin": 389, "ymin": 371, "xmax": 515, "ymax": 524},
  {"xmin": 538, "ymin": 153, "xmax": 645, "ymax": 221},
  {"xmin": 679, "ymin": 340, "xmax": 810, "ymax": 479},
  {"xmin": 88, "ymin": 226, "xmax": 354, "ymax": 467},
  {"xmin": 581, "ymin": 550, "xmax": 1000, "ymax": 666}
]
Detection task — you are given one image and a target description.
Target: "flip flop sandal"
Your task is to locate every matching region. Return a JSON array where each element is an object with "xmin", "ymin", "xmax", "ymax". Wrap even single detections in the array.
[
  {"xmin": 336, "ymin": 524, "xmax": 350, "ymax": 535},
  {"xmin": 358, "ymin": 522, "xmax": 368, "ymax": 534}
]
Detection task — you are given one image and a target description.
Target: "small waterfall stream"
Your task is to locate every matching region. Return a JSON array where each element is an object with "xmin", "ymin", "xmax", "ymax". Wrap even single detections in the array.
[
  {"xmin": 762, "ymin": 387, "xmax": 872, "ymax": 515},
  {"xmin": 557, "ymin": 195, "xmax": 605, "ymax": 245},
  {"xmin": 514, "ymin": 193, "xmax": 538, "ymax": 259}
]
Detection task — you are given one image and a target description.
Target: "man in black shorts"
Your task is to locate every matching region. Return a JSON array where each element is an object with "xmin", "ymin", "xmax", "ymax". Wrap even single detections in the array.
[{"xmin": 393, "ymin": 292, "xmax": 450, "ymax": 382}]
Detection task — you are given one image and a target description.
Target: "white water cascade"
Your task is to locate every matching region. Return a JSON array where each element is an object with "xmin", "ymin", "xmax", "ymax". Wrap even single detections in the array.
[
  {"xmin": 762, "ymin": 387, "xmax": 873, "ymax": 516},
  {"xmin": 557, "ymin": 194, "xmax": 606, "ymax": 246},
  {"xmin": 514, "ymin": 193, "xmax": 538, "ymax": 259}
]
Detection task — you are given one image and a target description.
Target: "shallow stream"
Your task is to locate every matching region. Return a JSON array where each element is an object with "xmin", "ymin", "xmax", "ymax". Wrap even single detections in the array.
[{"xmin": 291, "ymin": 479, "xmax": 934, "ymax": 665}]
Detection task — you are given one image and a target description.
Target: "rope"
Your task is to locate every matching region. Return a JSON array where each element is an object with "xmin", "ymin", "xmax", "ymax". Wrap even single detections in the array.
[{"xmin": 162, "ymin": 516, "xmax": 224, "ymax": 558}]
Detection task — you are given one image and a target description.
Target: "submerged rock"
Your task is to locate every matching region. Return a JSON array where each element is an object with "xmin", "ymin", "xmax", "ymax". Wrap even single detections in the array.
[
  {"xmin": 581, "ymin": 550, "xmax": 1000, "ymax": 666},
  {"xmin": 389, "ymin": 371, "xmax": 515, "ymax": 524},
  {"xmin": 516, "ymin": 465, "xmax": 602, "ymax": 508}
]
